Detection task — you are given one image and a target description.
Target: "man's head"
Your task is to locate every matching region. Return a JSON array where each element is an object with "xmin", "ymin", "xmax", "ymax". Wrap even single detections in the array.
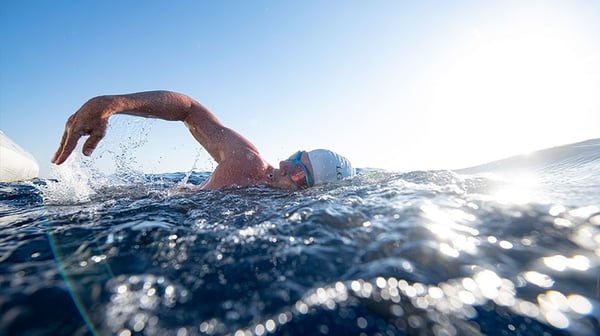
[
  {"xmin": 306, "ymin": 149, "xmax": 354, "ymax": 186},
  {"xmin": 277, "ymin": 149, "xmax": 354, "ymax": 189}
]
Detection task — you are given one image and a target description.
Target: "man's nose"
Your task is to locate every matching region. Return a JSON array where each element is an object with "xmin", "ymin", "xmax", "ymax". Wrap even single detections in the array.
[{"xmin": 279, "ymin": 161, "xmax": 290, "ymax": 174}]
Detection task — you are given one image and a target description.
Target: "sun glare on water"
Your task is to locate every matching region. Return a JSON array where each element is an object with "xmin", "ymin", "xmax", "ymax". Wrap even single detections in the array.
[{"xmin": 492, "ymin": 172, "xmax": 540, "ymax": 205}]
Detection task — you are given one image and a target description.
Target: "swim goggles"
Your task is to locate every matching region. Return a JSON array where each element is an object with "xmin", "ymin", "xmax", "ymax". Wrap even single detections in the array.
[{"xmin": 287, "ymin": 151, "xmax": 314, "ymax": 188}]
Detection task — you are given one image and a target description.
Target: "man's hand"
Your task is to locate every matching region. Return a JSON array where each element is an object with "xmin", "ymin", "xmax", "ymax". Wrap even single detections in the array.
[{"xmin": 52, "ymin": 97, "xmax": 109, "ymax": 165}]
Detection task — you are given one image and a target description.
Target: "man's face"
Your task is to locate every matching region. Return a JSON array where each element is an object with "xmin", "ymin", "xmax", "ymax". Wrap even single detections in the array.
[{"xmin": 276, "ymin": 151, "xmax": 314, "ymax": 189}]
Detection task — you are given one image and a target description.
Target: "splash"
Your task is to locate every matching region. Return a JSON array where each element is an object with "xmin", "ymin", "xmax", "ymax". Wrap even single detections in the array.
[
  {"xmin": 40, "ymin": 116, "xmax": 159, "ymax": 204},
  {"xmin": 40, "ymin": 152, "xmax": 96, "ymax": 204}
]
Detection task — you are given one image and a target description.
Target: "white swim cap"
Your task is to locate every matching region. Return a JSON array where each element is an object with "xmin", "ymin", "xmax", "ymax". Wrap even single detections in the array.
[{"xmin": 306, "ymin": 149, "xmax": 355, "ymax": 186}]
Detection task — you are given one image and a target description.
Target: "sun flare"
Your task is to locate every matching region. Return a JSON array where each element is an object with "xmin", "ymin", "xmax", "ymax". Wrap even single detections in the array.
[{"xmin": 413, "ymin": 7, "xmax": 599, "ymax": 169}]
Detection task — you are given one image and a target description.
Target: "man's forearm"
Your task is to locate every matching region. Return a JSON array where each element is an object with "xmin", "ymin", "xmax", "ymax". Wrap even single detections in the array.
[{"xmin": 95, "ymin": 90, "xmax": 195, "ymax": 121}]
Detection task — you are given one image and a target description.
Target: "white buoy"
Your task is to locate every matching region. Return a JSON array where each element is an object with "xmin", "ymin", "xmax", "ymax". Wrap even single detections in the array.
[{"xmin": 0, "ymin": 131, "xmax": 39, "ymax": 182}]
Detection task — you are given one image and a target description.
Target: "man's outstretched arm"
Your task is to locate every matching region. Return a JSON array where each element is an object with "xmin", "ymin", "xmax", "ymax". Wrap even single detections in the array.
[{"xmin": 52, "ymin": 90, "xmax": 258, "ymax": 165}]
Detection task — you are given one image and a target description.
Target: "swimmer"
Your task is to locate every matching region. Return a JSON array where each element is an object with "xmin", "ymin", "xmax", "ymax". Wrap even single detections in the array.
[{"xmin": 52, "ymin": 90, "xmax": 354, "ymax": 190}]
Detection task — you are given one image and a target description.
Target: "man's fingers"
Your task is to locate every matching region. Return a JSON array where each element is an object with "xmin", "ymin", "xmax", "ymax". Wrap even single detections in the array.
[
  {"xmin": 82, "ymin": 131, "xmax": 105, "ymax": 157},
  {"xmin": 51, "ymin": 130, "xmax": 69, "ymax": 163},
  {"xmin": 52, "ymin": 131, "xmax": 82, "ymax": 165},
  {"xmin": 52, "ymin": 115, "xmax": 80, "ymax": 164}
]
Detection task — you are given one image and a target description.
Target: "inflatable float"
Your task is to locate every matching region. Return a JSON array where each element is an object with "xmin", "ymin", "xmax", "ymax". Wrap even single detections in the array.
[{"xmin": 0, "ymin": 131, "xmax": 39, "ymax": 182}]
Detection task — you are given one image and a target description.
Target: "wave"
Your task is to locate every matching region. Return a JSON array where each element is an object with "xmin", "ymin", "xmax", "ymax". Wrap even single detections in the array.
[
  {"xmin": 455, "ymin": 138, "xmax": 600, "ymax": 206},
  {"xmin": 457, "ymin": 138, "xmax": 600, "ymax": 173}
]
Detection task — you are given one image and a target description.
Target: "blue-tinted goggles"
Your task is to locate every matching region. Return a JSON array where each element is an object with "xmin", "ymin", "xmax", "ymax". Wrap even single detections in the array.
[{"xmin": 288, "ymin": 151, "xmax": 314, "ymax": 188}]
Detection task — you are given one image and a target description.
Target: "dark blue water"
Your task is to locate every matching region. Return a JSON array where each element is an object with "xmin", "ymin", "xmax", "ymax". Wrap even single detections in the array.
[{"xmin": 1, "ymin": 139, "xmax": 599, "ymax": 336}]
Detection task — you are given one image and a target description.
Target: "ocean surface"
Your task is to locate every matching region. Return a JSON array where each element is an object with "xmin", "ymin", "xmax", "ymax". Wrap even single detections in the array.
[{"xmin": 1, "ymin": 139, "xmax": 599, "ymax": 336}]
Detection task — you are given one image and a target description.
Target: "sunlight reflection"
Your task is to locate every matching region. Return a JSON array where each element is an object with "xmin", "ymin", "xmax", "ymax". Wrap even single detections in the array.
[
  {"xmin": 544, "ymin": 310, "xmax": 570, "ymax": 329},
  {"xmin": 566, "ymin": 255, "xmax": 590, "ymax": 271},
  {"xmin": 567, "ymin": 294, "xmax": 593, "ymax": 315},
  {"xmin": 492, "ymin": 172, "xmax": 539, "ymax": 205},
  {"xmin": 548, "ymin": 205, "xmax": 567, "ymax": 216},
  {"xmin": 474, "ymin": 270, "xmax": 502, "ymax": 299},
  {"xmin": 419, "ymin": 202, "xmax": 480, "ymax": 257},
  {"xmin": 569, "ymin": 205, "xmax": 599, "ymax": 218},
  {"xmin": 543, "ymin": 255, "xmax": 568, "ymax": 271},
  {"xmin": 523, "ymin": 271, "xmax": 555, "ymax": 288},
  {"xmin": 229, "ymin": 273, "xmax": 593, "ymax": 335},
  {"xmin": 542, "ymin": 254, "xmax": 590, "ymax": 272},
  {"xmin": 439, "ymin": 243, "xmax": 460, "ymax": 258},
  {"xmin": 538, "ymin": 291, "xmax": 571, "ymax": 329},
  {"xmin": 516, "ymin": 300, "xmax": 541, "ymax": 318}
]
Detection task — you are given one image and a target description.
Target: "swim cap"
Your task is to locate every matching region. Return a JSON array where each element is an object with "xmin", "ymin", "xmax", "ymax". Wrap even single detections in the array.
[{"xmin": 306, "ymin": 149, "xmax": 355, "ymax": 186}]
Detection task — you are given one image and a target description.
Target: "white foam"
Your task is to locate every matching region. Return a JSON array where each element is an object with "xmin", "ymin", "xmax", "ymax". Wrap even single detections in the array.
[{"xmin": 41, "ymin": 152, "xmax": 96, "ymax": 204}]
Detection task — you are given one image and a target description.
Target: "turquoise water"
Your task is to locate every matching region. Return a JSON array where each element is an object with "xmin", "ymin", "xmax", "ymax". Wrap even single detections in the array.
[{"xmin": 1, "ymin": 139, "xmax": 599, "ymax": 335}]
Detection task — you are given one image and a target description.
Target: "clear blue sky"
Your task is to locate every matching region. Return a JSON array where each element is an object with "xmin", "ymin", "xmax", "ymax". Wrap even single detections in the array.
[{"xmin": 1, "ymin": 0, "xmax": 599, "ymax": 178}]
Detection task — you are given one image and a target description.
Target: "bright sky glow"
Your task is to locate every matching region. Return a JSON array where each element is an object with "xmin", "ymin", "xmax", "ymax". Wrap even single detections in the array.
[{"xmin": 1, "ymin": 1, "xmax": 599, "ymax": 178}]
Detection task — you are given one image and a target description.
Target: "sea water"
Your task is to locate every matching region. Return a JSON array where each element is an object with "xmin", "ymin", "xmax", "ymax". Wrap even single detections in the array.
[{"xmin": 0, "ymin": 139, "xmax": 599, "ymax": 336}]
